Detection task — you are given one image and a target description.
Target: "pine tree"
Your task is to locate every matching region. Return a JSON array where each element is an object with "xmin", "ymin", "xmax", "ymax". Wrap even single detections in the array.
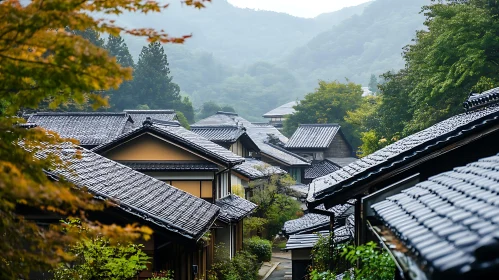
[
  {"xmin": 65, "ymin": 27, "xmax": 105, "ymax": 48},
  {"xmin": 131, "ymin": 42, "xmax": 184, "ymax": 110},
  {"xmin": 368, "ymin": 74, "xmax": 378, "ymax": 94},
  {"xmin": 106, "ymin": 35, "xmax": 135, "ymax": 110},
  {"xmin": 106, "ymin": 35, "xmax": 134, "ymax": 68}
]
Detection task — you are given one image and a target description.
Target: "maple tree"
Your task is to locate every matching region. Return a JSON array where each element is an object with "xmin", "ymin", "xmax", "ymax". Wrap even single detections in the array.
[{"xmin": 0, "ymin": 0, "xmax": 210, "ymax": 278}]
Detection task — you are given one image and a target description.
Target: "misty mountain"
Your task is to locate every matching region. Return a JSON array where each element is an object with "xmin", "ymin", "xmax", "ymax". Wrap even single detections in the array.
[
  {"xmin": 119, "ymin": 0, "xmax": 370, "ymax": 65},
  {"xmin": 112, "ymin": 0, "xmax": 430, "ymax": 121}
]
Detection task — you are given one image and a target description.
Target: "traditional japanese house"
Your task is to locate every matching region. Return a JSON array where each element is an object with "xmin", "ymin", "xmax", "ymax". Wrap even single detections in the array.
[
  {"xmin": 91, "ymin": 118, "xmax": 255, "ymax": 259},
  {"xmin": 262, "ymin": 101, "xmax": 297, "ymax": 129},
  {"xmin": 285, "ymin": 124, "xmax": 356, "ymax": 166},
  {"xmin": 370, "ymin": 153, "xmax": 499, "ymax": 280},
  {"xmin": 124, "ymin": 109, "xmax": 178, "ymax": 128},
  {"xmin": 34, "ymin": 144, "xmax": 220, "ymax": 279},
  {"xmin": 306, "ymin": 87, "xmax": 499, "ymax": 249},
  {"xmin": 192, "ymin": 112, "xmax": 310, "ymax": 183},
  {"xmin": 27, "ymin": 112, "xmax": 134, "ymax": 149}
]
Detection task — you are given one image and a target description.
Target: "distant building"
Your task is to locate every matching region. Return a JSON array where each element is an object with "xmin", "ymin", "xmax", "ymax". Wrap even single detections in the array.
[
  {"xmin": 192, "ymin": 111, "xmax": 310, "ymax": 184},
  {"xmin": 284, "ymin": 124, "xmax": 356, "ymax": 183},
  {"xmin": 262, "ymin": 101, "xmax": 298, "ymax": 129}
]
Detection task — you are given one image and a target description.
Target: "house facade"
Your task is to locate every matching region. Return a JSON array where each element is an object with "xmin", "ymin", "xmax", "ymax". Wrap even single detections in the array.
[{"xmin": 92, "ymin": 118, "xmax": 256, "ymax": 260}]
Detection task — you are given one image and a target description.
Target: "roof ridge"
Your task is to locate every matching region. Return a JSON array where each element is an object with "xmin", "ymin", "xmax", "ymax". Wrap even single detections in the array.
[
  {"xmin": 32, "ymin": 112, "xmax": 128, "ymax": 116},
  {"xmin": 299, "ymin": 123, "xmax": 340, "ymax": 127},
  {"xmin": 216, "ymin": 111, "xmax": 238, "ymax": 116},
  {"xmin": 463, "ymin": 87, "xmax": 499, "ymax": 111},
  {"xmin": 191, "ymin": 125, "xmax": 239, "ymax": 129},
  {"xmin": 124, "ymin": 109, "xmax": 175, "ymax": 113}
]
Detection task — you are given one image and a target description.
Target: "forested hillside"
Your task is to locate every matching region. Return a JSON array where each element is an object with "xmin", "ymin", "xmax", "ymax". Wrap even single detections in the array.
[{"xmin": 105, "ymin": 0, "xmax": 431, "ymax": 121}]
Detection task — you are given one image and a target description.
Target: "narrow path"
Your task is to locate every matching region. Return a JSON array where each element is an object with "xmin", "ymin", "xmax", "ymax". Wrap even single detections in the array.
[{"xmin": 266, "ymin": 252, "xmax": 292, "ymax": 280}]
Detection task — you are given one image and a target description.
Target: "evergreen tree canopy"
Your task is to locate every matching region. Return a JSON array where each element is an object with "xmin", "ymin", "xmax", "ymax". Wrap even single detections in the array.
[
  {"xmin": 352, "ymin": 0, "xmax": 499, "ymax": 156},
  {"xmin": 131, "ymin": 42, "xmax": 183, "ymax": 110},
  {"xmin": 368, "ymin": 74, "xmax": 378, "ymax": 93},
  {"xmin": 283, "ymin": 80, "xmax": 363, "ymax": 149},
  {"xmin": 106, "ymin": 35, "xmax": 135, "ymax": 68}
]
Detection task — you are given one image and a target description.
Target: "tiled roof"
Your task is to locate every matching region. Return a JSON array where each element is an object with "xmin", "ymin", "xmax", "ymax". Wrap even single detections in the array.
[
  {"xmin": 92, "ymin": 119, "xmax": 244, "ymax": 166},
  {"xmin": 286, "ymin": 124, "xmax": 340, "ymax": 149},
  {"xmin": 232, "ymin": 158, "xmax": 286, "ymax": 180},
  {"xmin": 307, "ymin": 103, "xmax": 499, "ymax": 207},
  {"xmin": 463, "ymin": 87, "xmax": 499, "ymax": 112},
  {"xmin": 216, "ymin": 194, "xmax": 257, "ymax": 223},
  {"xmin": 124, "ymin": 109, "xmax": 176, "ymax": 128},
  {"xmin": 305, "ymin": 159, "xmax": 341, "ymax": 180},
  {"xmin": 191, "ymin": 126, "xmax": 245, "ymax": 143},
  {"xmin": 191, "ymin": 111, "xmax": 242, "ymax": 127},
  {"xmin": 263, "ymin": 101, "xmax": 298, "ymax": 118},
  {"xmin": 371, "ymin": 153, "xmax": 499, "ymax": 279},
  {"xmin": 38, "ymin": 144, "xmax": 220, "ymax": 240},
  {"xmin": 27, "ymin": 112, "xmax": 133, "ymax": 147},
  {"xmin": 282, "ymin": 203, "xmax": 353, "ymax": 236},
  {"xmin": 193, "ymin": 113, "xmax": 309, "ymax": 167},
  {"xmin": 327, "ymin": 157, "xmax": 358, "ymax": 167},
  {"xmin": 284, "ymin": 227, "xmax": 352, "ymax": 250},
  {"xmin": 119, "ymin": 161, "xmax": 219, "ymax": 172}
]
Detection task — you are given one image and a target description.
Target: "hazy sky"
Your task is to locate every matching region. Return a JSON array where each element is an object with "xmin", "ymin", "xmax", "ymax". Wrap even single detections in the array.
[{"xmin": 227, "ymin": 0, "xmax": 372, "ymax": 18}]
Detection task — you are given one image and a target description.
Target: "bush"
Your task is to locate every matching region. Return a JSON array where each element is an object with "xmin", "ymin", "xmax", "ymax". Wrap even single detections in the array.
[
  {"xmin": 208, "ymin": 251, "xmax": 259, "ymax": 280},
  {"xmin": 244, "ymin": 237, "xmax": 272, "ymax": 263}
]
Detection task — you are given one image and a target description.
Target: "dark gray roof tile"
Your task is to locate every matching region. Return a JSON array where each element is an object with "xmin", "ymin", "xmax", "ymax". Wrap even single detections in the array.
[
  {"xmin": 286, "ymin": 124, "xmax": 340, "ymax": 149},
  {"xmin": 38, "ymin": 144, "xmax": 219, "ymax": 240},
  {"xmin": 372, "ymin": 153, "xmax": 499, "ymax": 278},
  {"xmin": 191, "ymin": 126, "xmax": 245, "ymax": 143},
  {"xmin": 305, "ymin": 159, "xmax": 341, "ymax": 180},
  {"xmin": 282, "ymin": 202, "xmax": 353, "ymax": 236},
  {"xmin": 284, "ymin": 226, "xmax": 352, "ymax": 250},
  {"xmin": 28, "ymin": 112, "xmax": 133, "ymax": 146},
  {"xmin": 216, "ymin": 194, "xmax": 257, "ymax": 223},
  {"xmin": 232, "ymin": 158, "xmax": 286, "ymax": 180}
]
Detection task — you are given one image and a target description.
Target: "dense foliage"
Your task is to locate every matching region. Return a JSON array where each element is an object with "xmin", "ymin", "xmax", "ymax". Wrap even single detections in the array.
[
  {"xmin": 53, "ymin": 220, "xmax": 150, "ymax": 280},
  {"xmin": 310, "ymin": 233, "xmax": 395, "ymax": 280},
  {"xmin": 341, "ymin": 242, "xmax": 395, "ymax": 280},
  {"xmin": 209, "ymin": 245, "xmax": 259, "ymax": 280},
  {"xmin": 349, "ymin": 0, "xmax": 499, "ymax": 155},
  {"xmin": 244, "ymin": 236, "xmax": 272, "ymax": 263},
  {"xmin": 283, "ymin": 80, "xmax": 363, "ymax": 149},
  {"xmin": 248, "ymin": 174, "xmax": 303, "ymax": 239},
  {"xmin": 0, "ymin": 0, "xmax": 206, "ymax": 278}
]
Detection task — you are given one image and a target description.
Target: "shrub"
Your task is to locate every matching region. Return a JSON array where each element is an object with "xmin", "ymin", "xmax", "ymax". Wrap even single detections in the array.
[
  {"xmin": 208, "ymin": 251, "xmax": 259, "ymax": 280},
  {"xmin": 148, "ymin": 270, "xmax": 174, "ymax": 280},
  {"xmin": 341, "ymin": 242, "xmax": 395, "ymax": 280},
  {"xmin": 310, "ymin": 269, "xmax": 336, "ymax": 280},
  {"xmin": 244, "ymin": 236, "xmax": 272, "ymax": 263}
]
